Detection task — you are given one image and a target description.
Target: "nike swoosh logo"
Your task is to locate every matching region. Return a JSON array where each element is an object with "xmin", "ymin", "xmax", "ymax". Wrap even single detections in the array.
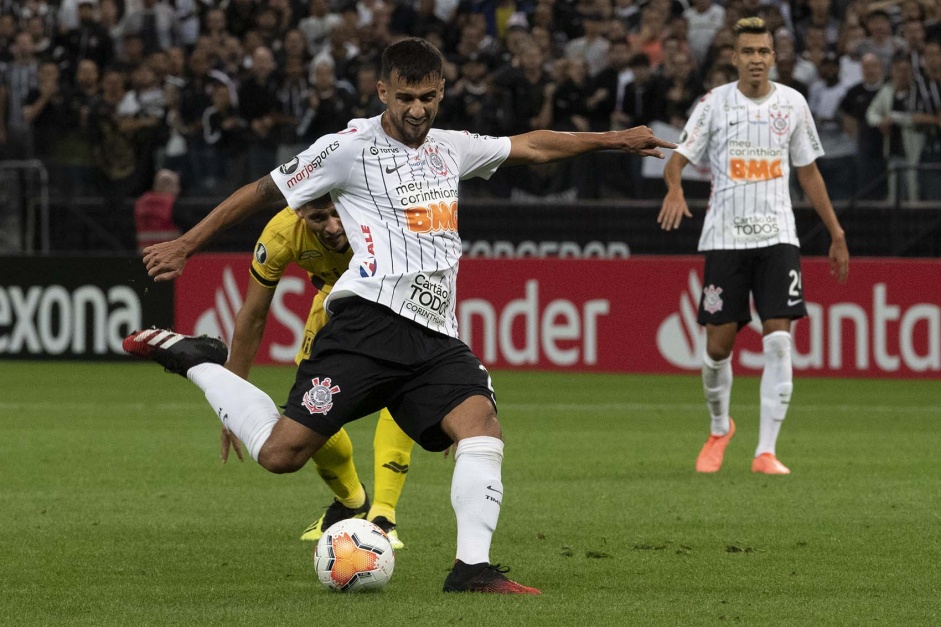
[
  {"xmin": 486, "ymin": 485, "xmax": 503, "ymax": 496},
  {"xmin": 787, "ymin": 299, "xmax": 803, "ymax": 306},
  {"xmin": 385, "ymin": 163, "xmax": 405, "ymax": 174},
  {"xmin": 730, "ymin": 120, "xmax": 740, "ymax": 126}
]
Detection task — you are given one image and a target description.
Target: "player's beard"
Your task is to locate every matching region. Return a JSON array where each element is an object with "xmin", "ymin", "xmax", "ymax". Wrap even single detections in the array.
[{"xmin": 400, "ymin": 112, "xmax": 434, "ymax": 146}]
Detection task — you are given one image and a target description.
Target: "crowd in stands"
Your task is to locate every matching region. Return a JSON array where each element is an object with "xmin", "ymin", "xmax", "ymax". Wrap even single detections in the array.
[{"xmin": 2, "ymin": 0, "xmax": 941, "ymax": 204}]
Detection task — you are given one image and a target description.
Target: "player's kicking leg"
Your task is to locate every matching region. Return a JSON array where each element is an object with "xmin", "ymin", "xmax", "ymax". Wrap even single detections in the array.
[
  {"xmin": 367, "ymin": 408, "xmax": 414, "ymax": 550},
  {"xmin": 123, "ymin": 329, "xmax": 326, "ymax": 473}
]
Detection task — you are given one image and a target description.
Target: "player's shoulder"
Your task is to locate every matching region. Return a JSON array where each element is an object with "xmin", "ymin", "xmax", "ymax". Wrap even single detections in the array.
[
  {"xmin": 698, "ymin": 82, "xmax": 737, "ymax": 104},
  {"xmin": 260, "ymin": 207, "xmax": 301, "ymax": 240},
  {"xmin": 772, "ymin": 82, "xmax": 810, "ymax": 106},
  {"xmin": 428, "ymin": 127, "xmax": 506, "ymax": 148}
]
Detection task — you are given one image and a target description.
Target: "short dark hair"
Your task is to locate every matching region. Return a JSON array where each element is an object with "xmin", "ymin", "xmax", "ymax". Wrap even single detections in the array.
[
  {"xmin": 381, "ymin": 37, "xmax": 444, "ymax": 83},
  {"xmin": 733, "ymin": 17, "xmax": 772, "ymax": 41}
]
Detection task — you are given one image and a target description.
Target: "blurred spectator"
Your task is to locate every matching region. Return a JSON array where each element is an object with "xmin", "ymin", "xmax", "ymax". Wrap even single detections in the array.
[
  {"xmin": 279, "ymin": 28, "xmax": 312, "ymax": 67},
  {"xmin": 25, "ymin": 15, "xmax": 54, "ymax": 62},
  {"xmin": 54, "ymin": 0, "xmax": 114, "ymax": 78},
  {"xmin": 203, "ymin": 8, "xmax": 229, "ymax": 51},
  {"xmin": 226, "ymin": 0, "xmax": 259, "ymax": 40},
  {"xmin": 134, "ymin": 168, "xmax": 181, "ymax": 252},
  {"xmin": 915, "ymin": 39, "xmax": 941, "ymax": 199},
  {"xmin": 774, "ymin": 51, "xmax": 809, "ymax": 98},
  {"xmin": 0, "ymin": 32, "xmax": 41, "ymax": 159},
  {"xmin": 492, "ymin": 40, "xmax": 553, "ymax": 136},
  {"xmin": 295, "ymin": 58, "xmax": 356, "ymax": 145},
  {"xmin": 856, "ymin": 10, "xmax": 904, "ymax": 72},
  {"xmin": 620, "ymin": 51, "xmax": 663, "ymax": 196},
  {"xmin": 52, "ymin": 59, "xmax": 100, "ymax": 195},
  {"xmin": 563, "ymin": 10, "xmax": 610, "ymax": 78},
  {"xmin": 349, "ymin": 63, "xmax": 384, "ymax": 121},
  {"xmin": 809, "ymin": 53, "xmax": 855, "ymax": 200},
  {"xmin": 201, "ymin": 80, "xmax": 246, "ymax": 193},
  {"xmin": 117, "ymin": 62, "xmax": 167, "ymax": 193},
  {"xmin": 23, "ymin": 62, "xmax": 67, "ymax": 167},
  {"xmin": 255, "ymin": 5, "xmax": 288, "ymax": 52},
  {"xmin": 0, "ymin": 14, "xmax": 17, "ymax": 64},
  {"xmin": 663, "ymin": 49, "xmax": 703, "ymax": 128},
  {"xmin": 901, "ymin": 18, "xmax": 927, "ymax": 70},
  {"xmin": 239, "ymin": 46, "xmax": 281, "ymax": 181},
  {"xmin": 312, "ymin": 24, "xmax": 361, "ymax": 83},
  {"xmin": 867, "ymin": 55, "xmax": 924, "ymax": 201},
  {"xmin": 159, "ymin": 80, "xmax": 196, "ymax": 189},
  {"xmin": 628, "ymin": 6, "xmax": 668, "ymax": 67},
  {"xmin": 299, "ymin": 0, "xmax": 342, "ymax": 57},
  {"xmin": 796, "ymin": 0, "xmax": 840, "ymax": 51},
  {"xmin": 840, "ymin": 52, "xmax": 887, "ymax": 200},
  {"xmin": 591, "ymin": 38, "xmax": 633, "ymax": 131},
  {"xmin": 89, "ymin": 69, "xmax": 138, "ymax": 246},
  {"xmin": 114, "ymin": 33, "xmax": 148, "ymax": 74},
  {"xmin": 771, "ymin": 27, "xmax": 817, "ymax": 86},
  {"xmin": 684, "ymin": 0, "xmax": 725, "ymax": 69},
  {"xmin": 276, "ymin": 54, "xmax": 311, "ymax": 161},
  {"xmin": 116, "ymin": 0, "xmax": 179, "ymax": 55},
  {"xmin": 440, "ymin": 53, "xmax": 496, "ymax": 132}
]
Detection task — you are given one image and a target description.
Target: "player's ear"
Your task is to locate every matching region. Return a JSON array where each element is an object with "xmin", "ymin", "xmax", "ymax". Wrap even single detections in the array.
[
  {"xmin": 377, "ymin": 80, "xmax": 388, "ymax": 104},
  {"xmin": 438, "ymin": 78, "xmax": 445, "ymax": 101}
]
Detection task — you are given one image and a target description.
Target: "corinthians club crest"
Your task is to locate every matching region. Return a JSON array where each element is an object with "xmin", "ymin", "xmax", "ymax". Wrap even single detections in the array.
[
  {"xmin": 702, "ymin": 284, "xmax": 724, "ymax": 314},
  {"xmin": 424, "ymin": 145, "xmax": 449, "ymax": 176},
  {"xmin": 303, "ymin": 377, "xmax": 341, "ymax": 415}
]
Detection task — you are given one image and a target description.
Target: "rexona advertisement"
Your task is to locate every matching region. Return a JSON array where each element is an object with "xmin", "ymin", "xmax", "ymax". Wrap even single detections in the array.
[
  {"xmin": 0, "ymin": 256, "xmax": 173, "ymax": 359},
  {"xmin": 175, "ymin": 255, "xmax": 941, "ymax": 379}
]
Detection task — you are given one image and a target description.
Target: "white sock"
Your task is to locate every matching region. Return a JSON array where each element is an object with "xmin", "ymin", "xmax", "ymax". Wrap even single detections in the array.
[
  {"xmin": 451, "ymin": 436, "xmax": 504, "ymax": 565},
  {"xmin": 702, "ymin": 352, "xmax": 733, "ymax": 436},
  {"xmin": 187, "ymin": 363, "xmax": 280, "ymax": 462},
  {"xmin": 756, "ymin": 331, "xmax": 793, "ymax": 457}
]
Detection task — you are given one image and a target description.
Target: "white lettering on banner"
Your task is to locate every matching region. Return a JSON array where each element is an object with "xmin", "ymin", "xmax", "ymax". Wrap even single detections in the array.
[
  {"xmin": 192, "ymin": 267, "xmax": 307, "ymax": 363},
  {"xmin": 459, "ymin": 280, "xmax": 609, "ymax": 366},
  {"xmin": 659, "ymin": 272, "xmax": 941, "ymax": 373},
  {"xmin": 463, "ymin": 240, "xmax": 630, "ymax": 259},
  {"xmin": 0, "ymin": 285, "xmax": 140, "ymax": 355}
]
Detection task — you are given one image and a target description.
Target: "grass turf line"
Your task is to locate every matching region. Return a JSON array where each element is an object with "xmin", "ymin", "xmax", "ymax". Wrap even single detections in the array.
[{"xmin": 1, "ymin": 362, "xmax": 938, "ymax": 626}]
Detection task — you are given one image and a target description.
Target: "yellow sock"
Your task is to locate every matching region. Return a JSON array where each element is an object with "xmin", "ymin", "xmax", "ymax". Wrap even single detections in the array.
[
  {"xmin": 368, "ymin": 408, "xmax": 414, "ymax": 524},
  {"xmin": 311, "ymin": 428, "xmax": 365, "ymax": 508}
]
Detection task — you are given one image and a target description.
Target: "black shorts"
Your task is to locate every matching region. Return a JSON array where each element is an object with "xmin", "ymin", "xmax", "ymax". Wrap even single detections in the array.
[
  {"xmin": 698, "ymin": 244, "xmax": 808, "ymax": 327},
  {"xmin": 283, "ymin": 297, "xmax": 496, "ymax": 452}
]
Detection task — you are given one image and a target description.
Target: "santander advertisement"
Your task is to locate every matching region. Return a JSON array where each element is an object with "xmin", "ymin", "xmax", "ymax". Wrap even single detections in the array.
[{"xmin": 175, "ymin": 255, "xmax": 941, "ymax": 379}]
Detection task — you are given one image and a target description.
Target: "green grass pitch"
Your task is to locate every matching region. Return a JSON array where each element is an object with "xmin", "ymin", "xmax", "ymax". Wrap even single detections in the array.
[{"xmin": 1, "ymin": 362, "xmax": 939, "ymax": 626}]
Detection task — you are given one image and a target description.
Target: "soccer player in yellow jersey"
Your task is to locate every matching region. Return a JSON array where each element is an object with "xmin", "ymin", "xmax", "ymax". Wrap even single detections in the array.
[{"xmin": 221, "ymin": 193, "xmax": 412, "ymax": 548}]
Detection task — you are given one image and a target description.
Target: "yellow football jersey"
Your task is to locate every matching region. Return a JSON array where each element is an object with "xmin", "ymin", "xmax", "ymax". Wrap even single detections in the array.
[{"xmin": 250, "ymin": 207, "xmax": 352, "ymax": 363}]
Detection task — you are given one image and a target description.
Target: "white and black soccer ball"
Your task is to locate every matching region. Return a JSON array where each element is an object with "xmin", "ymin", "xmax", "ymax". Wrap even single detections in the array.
[{"xmin": 313, "ymin": 518, "xmax": 395, "ymax": 592}]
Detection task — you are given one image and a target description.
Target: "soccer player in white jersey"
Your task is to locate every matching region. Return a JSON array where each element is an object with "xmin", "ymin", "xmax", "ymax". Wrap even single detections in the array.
[
  {"xmin": 658, "ymin": 18, "xmax": 850, "ymax": 475},
  {"xmin": 125, "ymin": 37, "xmax": 674, "ymax": 594}
]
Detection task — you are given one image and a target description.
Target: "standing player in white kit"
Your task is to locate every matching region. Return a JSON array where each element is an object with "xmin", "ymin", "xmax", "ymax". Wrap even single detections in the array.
[
  {"xmin": 658, "ymin": 18, "xmax": 850, "ymax": 475},
  {"xmin": 125, "ymin": 37, "xmax": 675, "ymax": 593}
]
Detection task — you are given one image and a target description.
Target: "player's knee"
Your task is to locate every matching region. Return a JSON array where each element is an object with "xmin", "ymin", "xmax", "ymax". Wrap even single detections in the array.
[
  {"xmin": 257, "ymin": 446, "xmax": 307, "ymax": 474},
  {"xmin": 763, "ymin": 331, "xmax": 791, "ymax": 360},
  {"xmin": 441, "ymin": 396, "xmax": 502, "ymax": 442}
]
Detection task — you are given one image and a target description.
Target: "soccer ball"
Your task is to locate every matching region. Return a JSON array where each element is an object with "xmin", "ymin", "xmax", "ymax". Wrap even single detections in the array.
[{"xmin": 313, "ymin": 518, "xmax": 395, "ymax": 592}]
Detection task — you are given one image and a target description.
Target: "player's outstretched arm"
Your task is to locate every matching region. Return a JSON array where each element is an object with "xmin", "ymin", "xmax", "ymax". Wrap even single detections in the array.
[
  {"xmin": 658, "ymin": 152, "xmax": 693, "ymax": 231},
  {"xmin": 503, "ymin": 126, "xmax": 677, "ymax": 166},
  {"xmin": 143, "ymin": 175, "xmax": 287, "ymax": 281},
  {"xmin": 795, "ymin": 162, "xmax": 849, "ymax": 283}
]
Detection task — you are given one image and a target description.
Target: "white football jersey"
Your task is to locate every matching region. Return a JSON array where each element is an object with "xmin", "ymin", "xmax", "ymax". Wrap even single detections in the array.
[
  {"xmin": 676, "ymin": 82, "xmax": 824, "ymax": 251},
  {"xmin": 270, "ymin": 115, "xmax": 511, "ymax": 338}
]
